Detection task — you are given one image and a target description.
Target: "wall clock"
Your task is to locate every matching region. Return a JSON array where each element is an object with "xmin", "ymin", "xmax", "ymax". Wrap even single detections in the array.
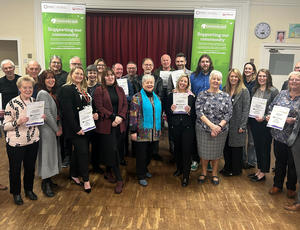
[{"xmin": 255, "ymin": 22, "xmax": 271, "ymax": 39}]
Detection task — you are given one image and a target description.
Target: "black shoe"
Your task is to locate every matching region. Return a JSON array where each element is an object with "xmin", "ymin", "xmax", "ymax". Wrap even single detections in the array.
[
  {"xmin": 43, "ymin": 182, "xmax": 55, "ymax": 197},
  {"xmin": 48, "ymin": 178, "xmax": 58, "ymax": 189},
  {"xmin": 182, "ymin": 178, "xmax": 189, "ymax": 187},
  {"xmin": 251, "ymin": 175, "xmax": 266, "ymax": 182},
  {"xmin": 62, "ymin": 156, "xmax": 70, "ymax": 168},
  {"xmin": 173, "ymin": 170, "xmax": 182, "ymax": 177},
  {"xmin": 220, "ymin": 168, "xmax": 233, "ymax": 176},
  {"xmin": 25, "ymin": 190, "xmax": 38, "ymax": 200},
  {"xmin": 92, "ymin": 167, "xmax": 104, "ymax": 174},
  {"xmin": 152, "ymin": 154, "xmax": 163, "ymax": 161},
  {"xmin": 243, "ymin": 163, "xmax": 255, "ymax": 169},
  {"xmin": 247, "ymin": 173, "xmax": 256, "ymax": 178},
  {"xmin": 71, "ymin": 177, "xmax": 83, "ymax": 186},
  {"xmin": 120, "ymin": 159, "xmax": 127, "ymax": 166},
  {"xmin": 13, "ymin": 194, "xmax": 23, "ymax": 205}
]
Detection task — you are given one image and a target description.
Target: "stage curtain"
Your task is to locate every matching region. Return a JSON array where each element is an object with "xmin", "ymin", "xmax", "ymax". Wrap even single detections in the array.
[{"xmin": 86, "ymin": 12, "xmax": 193, "ymax": 74}]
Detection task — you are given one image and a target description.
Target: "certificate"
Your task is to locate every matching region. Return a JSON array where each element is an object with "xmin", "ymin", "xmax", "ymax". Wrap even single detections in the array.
[
  {"xmin": 173, "ymin": 93, "xmax": 188, "ymax": 114},
  {"xmin": 249, "ymin": 97, "xmax": 267, "ymax": 118},
  {"xmin": 267, "ymin": 105, "xmax": 290, "ymax": 130},
  {"xmin": 171, "ymin": 70, "xmax": 184, "ymax": 88},
  {"xmin": 79, "ymin": 106, "xmax": 96, "ymax": 132},
  {"xmin": 0, "ymin": 93, "xmax": 2, "ymax": 110},
  {"xmin": 26, "ymin": 101, "xmax": 45, "ymax": 127},
  {"xmin": 117, "ymin": 78, "xmax": 129, "ymax": 96},
  {"xmin": 160, "ymin": 71, "xmax": 171, "ymax": 87}
]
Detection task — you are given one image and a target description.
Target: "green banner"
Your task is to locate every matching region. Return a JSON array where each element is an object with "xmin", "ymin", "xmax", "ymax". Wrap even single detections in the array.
[
  {"xmin": 191, "ymin": 9, "xmax": 236, "ymax": 83},
  {"xmin": 41, "ymin": 3, "xmax": 86, "ymax": 72}
]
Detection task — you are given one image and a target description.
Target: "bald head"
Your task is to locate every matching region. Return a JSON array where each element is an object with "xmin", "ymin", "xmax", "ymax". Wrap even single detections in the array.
[
  {"xmin": 112, "ymin": 63, "xmax": 123, "ymax": 79},
  {"xmin": 26, "ymin": 60, "xmax": 41, "ymax": 81},
  {"xmin": 161, "ymin": 54, "xmax": 171, "ymax": 71}
]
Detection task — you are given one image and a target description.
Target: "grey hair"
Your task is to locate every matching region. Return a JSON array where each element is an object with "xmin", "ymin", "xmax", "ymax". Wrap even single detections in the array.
[
  {"xmin": 142, "ymin": 74, "xmax": 155, "ymax": 85},
  {"xmin": 26, "ymin": 60, "xmax": 41, "ymax": 69},
  {"xmin": 288, "ymin": 71, "xmax": 300, "ymax": 79},
  {"xmin": 69, "ymin": 56, "xmax": 81, "ymax": 64},
  {"xmin": 1, "ymin": 59, "xmax": 15, "ymax": 69},
  {"xmin": 49, "ymin": 55, "xmax": 62, "ymax": 65},
  {"xmin": 209, "ymin": 70, "xmax": 222, "ymax": 81}
]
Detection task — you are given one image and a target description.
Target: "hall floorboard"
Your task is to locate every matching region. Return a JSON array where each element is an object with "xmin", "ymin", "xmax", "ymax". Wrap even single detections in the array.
[{"xmin": 0, "ymin": 132, "xmax": 299, "ymax": 230}]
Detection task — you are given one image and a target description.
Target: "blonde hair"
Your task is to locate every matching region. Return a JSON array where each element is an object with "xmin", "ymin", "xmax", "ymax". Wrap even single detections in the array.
[
  {"xmin": 16, "ymin": 75, "xmax": 35, "ymax": 88},
  {"xmin": 65, "ymin": 66, "xmax": 87, "ymax": 91},
  {"xmin": 175, "ymin": 74, "xmax": 190, "ymax": 91},
  {"xmin": 224, "ymin": 68, "xmax": 246, "ymax": 95}
]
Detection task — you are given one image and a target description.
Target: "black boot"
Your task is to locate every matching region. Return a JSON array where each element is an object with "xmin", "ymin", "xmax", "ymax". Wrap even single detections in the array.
[{"xmin": 42, "ymin": 179, "xmax": 55, "ymax": 197}]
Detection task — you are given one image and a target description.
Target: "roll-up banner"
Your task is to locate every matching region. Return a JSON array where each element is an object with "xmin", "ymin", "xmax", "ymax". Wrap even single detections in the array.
[
  {"xmin": 191, "ymin": 9, "xmax": 236, "ymax": 84},
  {"xmin": 41, "ymin": 3, "xmax": 86, "ymax": 71}
]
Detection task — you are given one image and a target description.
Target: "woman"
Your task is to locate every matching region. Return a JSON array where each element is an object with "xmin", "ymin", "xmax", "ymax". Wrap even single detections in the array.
[
  {"xmin": 93, "ymin": 68, "xmax": 127, "ymax": 194},
  {"xmin": 130, "ymin": 74, "xmax": 162, "ymax": 187},
  {"xmin": 221, "ymin": 69, "xmax": 250, "ymax": 176},
  {"xmin": 36, "ymin": 70, "xmax": 62, "ymax": 197},
  {"xmin": 60, "ymin": 66, "xmax": 96, "ymax": 193},
  {"xmin": 4, "ymin": 76, "xmax": 43, "ymax": 205},
  {"xmin": 195, "ymin": 70, "xmax": 232, "ymax": 185},
  {"xmin": 94, "ymin": 58, "xmax": 106, "ymax": 82},
  {"xmin": 248, "ymin": 69, "xmax": 279, "ymax": 182},
  {"xmin": 168, "ymin": 74, "xmax": 196, "ymax": 187},
  {"xmin": 49, "ymin": 55, "xmax": 68, "ymax": 89},
  {"xmin": 242, "ymin": 62, "xmax": 257, "ymax": 169},
  {"xmin": 267, "ymin": 71, "xmax": 300, "ymax": 198}
]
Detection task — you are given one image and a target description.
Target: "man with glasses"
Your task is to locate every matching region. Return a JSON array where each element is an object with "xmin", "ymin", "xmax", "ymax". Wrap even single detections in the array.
[{"xmin": 26, "ymin": 60, "xmax": 41, "ymax": 98}]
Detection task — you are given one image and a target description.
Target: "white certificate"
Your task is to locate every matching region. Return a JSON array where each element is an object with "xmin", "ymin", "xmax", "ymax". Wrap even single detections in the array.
[
  {"xmin": 173, "ymin": 93, "xmax": 188, "ymax": 114},
  {"xmin": 26, "ymin": 101, "xmax": 44, "ymax": 127},
  {"xmin": 249, "ymin": 97, "xmax": 267, "ymax": 118},
  {"xmin": 160, "ymin": 71, "xmax": 171, "ymax": 87},
  {"xmin": 79, "ymin": 106, "xmax": 96, "ymax": 132},
  {"xmin": 267, "ymin": 105, "xmax": 290, "ymax": 130},
  {"xmin": 171, "ymin": 70, "xmax": 184, "ymax": 88},
  {"xmin": 117, "ymin": 78, "xmax": 129, "ymax": 96},
  {"xmin": 0, "ymin": 93, "xmax": 2, "ymax": 110}
]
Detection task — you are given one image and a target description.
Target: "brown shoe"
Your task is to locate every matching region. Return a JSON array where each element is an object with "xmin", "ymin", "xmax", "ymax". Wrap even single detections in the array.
[
  {"xmin": 115, "ymin": 181, "xmax": 124, "ymax": 194},
  {"xmin": 269, "ymin": 186, "xmax": 282, "ymax": 195},
  {"xmin": 287, "ymin": 190, "xmax": 297, "ymax": 199},
  {"xmin": 0, "ymin": 184, "xmax": 8, "ymax": 190},
  {"xmin": 284, "ymin": 202, "xmax": 300, "ymax": 211}
]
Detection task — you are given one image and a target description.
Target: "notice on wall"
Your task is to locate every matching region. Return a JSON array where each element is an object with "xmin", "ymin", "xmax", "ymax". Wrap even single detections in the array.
[
  {"xmin": 41, "ymin": 3, "xmax": 86, "ymax": 71},
  {"xmin": 191, "ymin": 8, "xmax": 236, "ymax": 84}
]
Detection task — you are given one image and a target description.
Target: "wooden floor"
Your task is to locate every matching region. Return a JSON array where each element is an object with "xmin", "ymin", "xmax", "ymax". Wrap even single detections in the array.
[{"xmin": 0, "ymin": 131, "xmax": 299, "ymax": 230}]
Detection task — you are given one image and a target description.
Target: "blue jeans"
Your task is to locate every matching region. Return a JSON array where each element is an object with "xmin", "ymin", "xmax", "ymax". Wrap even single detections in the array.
[{"xmin": 243, "ymin": 124, "xmax": 257, "ymax": 166}]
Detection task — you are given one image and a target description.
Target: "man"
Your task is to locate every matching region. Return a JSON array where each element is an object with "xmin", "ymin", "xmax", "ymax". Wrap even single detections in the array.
[
  {"xmin": 124, "ymin": 61, "xmax": 138, "ymax": 91},
  {"xmin": 0, "ymin": 59, "xmax": 21, "ymax": 191},
  {"xmin": 69, "ymin": 56, "xmax": 82, "ymax": 69},
  {"xmin": 167, "ymin": 53, "xmax": 192, "ymax": 94},
  {"xmin": 282, "ymin": 61, "xmax": 300, "ymax": 90},
  {"xmin": 26, "ymin": 60, "xmax": 41, "ymax": 98}
]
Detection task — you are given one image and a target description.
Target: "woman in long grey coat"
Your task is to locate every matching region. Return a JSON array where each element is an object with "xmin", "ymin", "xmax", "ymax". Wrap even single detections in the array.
[
  {"xmin": 36, "ymin": 70, "xmax": 62, "ymax": 197},
  {"xmin": 221, "ymin": 69, "xmax": 250, "ymax": 176}
]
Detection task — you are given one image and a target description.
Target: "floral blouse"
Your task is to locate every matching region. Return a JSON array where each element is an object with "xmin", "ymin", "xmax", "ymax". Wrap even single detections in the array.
[
  {"xmin": 196, "ymin": 90, "xmax": 232, "ymax": 133},
  {"xmin": 269, "ymin": 90, "xmax": 300, "ymax": 144}
]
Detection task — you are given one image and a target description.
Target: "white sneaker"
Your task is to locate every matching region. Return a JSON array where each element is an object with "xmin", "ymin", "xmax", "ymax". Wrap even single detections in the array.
[{"xmin": 191, "ymin": 161, "xmax": 199, "ymax": 171}]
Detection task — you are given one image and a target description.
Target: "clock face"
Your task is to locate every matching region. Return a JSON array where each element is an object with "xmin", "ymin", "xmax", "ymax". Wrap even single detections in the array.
[{"xmin": 255, "ymin": 22, "xmax": 271, "ymax": 39}]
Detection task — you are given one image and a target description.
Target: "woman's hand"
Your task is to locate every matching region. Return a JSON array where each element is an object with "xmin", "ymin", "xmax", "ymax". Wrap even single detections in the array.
[
  {"xmin": 171, "ymin": 104, "xmax": 177, "ymax": 112},
  {"xmin": 93, "ymin": 113, "xmax": 99, "ymax": 121},
  {"xmin": 17, "ymin": 116, "xmax": 29, "ymax": 125},
  {"xmin": 112, "ymin": 121, "xmax": 118, "ymax": 127},
  {"xmin": 42, "ymin": 114, "xmax": 46, "ymax": 120},
  {"xmin": 286, "ymin": 117, "xmax": 296, "ymax": 124},
  {"xmin": 210, "ymin": 124, "xmax": 221, "ymax": 137},
  {"xmin": 255, "ymin": 116, "xmax": 264, "ymax": 122},
  {"xmin": 185, "ymin": 105, "xmax": 191, "ymax": 114},
  {"xmin": 56, "ymin": 128, "xmax": 63, "ymax": 137},
  {"xmin": 114, "ymin": 116, "xmax": 123, "ymax": 125},
  {"xmin": 77, "ymin": 129, "xmax": 85, "ymax": 135},
  {"xmin": 131, "ymin": 133, "xmax": 137, "ymax": 141},
  {"xmin": 265, "ymin": 115, "xmax": 270, "ymax": 122}
]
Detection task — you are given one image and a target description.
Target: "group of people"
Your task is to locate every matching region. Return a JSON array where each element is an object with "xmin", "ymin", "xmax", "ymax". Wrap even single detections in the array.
[{"xmin": 0, "ymin": 54, "xmax": 300, "ymax": 212}]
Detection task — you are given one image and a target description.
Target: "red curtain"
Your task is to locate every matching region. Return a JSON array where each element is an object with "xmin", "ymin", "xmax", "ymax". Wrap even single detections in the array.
[{"xmin": 86, "ymin": 13, "xmax": 193, "ymax": 74}]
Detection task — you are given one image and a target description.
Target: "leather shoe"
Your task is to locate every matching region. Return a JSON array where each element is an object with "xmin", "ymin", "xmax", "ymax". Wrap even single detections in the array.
[
  {"xmin": 115, "ymin": 181, "xmax": 124, "ymax": 194},
  {"xmin": 243, "ymin": 163, "xmax": 255, "ymax": 169},
  {"xmin": 284, "ymin": 202, "xmax": 300, "ymax": 211},
  {"xmin": 42, "ymin": 181, "xmax": 55, "ymax": 197},
  {"xmin": 13, "ymin": 194, "xmax": 23, "ymax": 205},
  {"xmin": 181, "ymin": 178, "xmax": 189, "ymax": 187},
  {"xmin": 269, "ymin": 186, "xmax": 282, "ymax": 195},
  {"xmin": 173, "ymin": 170, "xmax": 182, "ymax": 177},
  {"xmin": 251, "ymin": 175, "xmax": 265, "ymax": 182},
  {"xmin": 287, "ymin": 190, "xmax": 297, "ymax": 199},
  {"xmin": 247, "ymin": 173, "xmax": 257, "ymax": 178},
  {"xmin": 25, "ymin": 190, "xmax": 38, "ymax": 200}
]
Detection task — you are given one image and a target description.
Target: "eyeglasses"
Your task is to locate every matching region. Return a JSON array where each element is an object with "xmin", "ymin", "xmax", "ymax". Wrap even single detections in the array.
[
  {"xmin": 143, "ymin": 64, "xmax": 153, "ymax": 67},
  {"xmin": 71, "ymin": 63, "xmax": 82, "ymax": 67},
  {"xmin": 289, "ymin": 78, "xmax": 300, "ymax": 82},
  {"xmin": 51, "ymin": 61, "xmax": 61, "ymax": 65}
]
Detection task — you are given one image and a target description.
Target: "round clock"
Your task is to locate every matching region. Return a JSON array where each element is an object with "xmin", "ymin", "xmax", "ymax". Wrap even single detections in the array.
[{"xmin": 254, "ymin": 22, "xmax": 271, "ymax": 39}]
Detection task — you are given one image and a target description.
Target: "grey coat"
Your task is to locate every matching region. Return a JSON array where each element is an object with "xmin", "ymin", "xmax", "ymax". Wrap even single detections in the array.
[
  {"xmin": 227, "ymin": 88, "xmax": 250, "ymax": 147},
  {"xmin": 36, "ymin": 90, "xmax": 61, "ymax": 179}
]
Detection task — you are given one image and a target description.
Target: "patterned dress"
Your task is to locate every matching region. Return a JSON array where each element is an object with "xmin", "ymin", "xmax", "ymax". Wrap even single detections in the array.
[{"xmin": 195, "ymin": 90, "xmax": 232, "ymax": 160}]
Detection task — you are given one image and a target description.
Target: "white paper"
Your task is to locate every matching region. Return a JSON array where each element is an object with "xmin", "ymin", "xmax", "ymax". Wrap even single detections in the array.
[
  {"xmin": 267, "ymin": 105, "xmax": 290, "ymax": 130},
  {"xmin": 79, "ymin": 106, "xmax": 96, "ymax": 132},
  {"xmin": 249, "ymin": 97, "xmax": 267, "ymax": 118},
  {"xmin": 0, "ymin": 93, "xmax": 2, "ymax": 110},
  {"xmin": 171, "ymin": 70, "xmax": 185, "ymax": 88},
  {"xmin": 160, "ymin": 71, "xmax": 171, "ymax": 87},
  {"xmin": 173, "ymin": 93, "xmax": 188, "ymax": 114},
  {"xmin": 117, "ymin": 78, "xmax": 129, "ymax": 96},
  {"xmin": 26, "ymin": 101, "xmax": 45, "ymax": 127}
]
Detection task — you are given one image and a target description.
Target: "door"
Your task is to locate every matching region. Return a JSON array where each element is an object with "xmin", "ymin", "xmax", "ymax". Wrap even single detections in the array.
[{"xmin": 261, "ymin": 43, "xmax": 300, "ymax": 90}]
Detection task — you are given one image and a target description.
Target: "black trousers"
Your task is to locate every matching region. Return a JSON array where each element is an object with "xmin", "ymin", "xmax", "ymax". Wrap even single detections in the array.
[
  {"xmin": 70, "ymin": 135, "xmax": 89, "ymax": 182},
  {"xmin": 135, "ymin": 141, "xmax": 155, "ymax": 179},
  {"xmin": 6, "ymin": 142, "xmax": 39, "ymax": 195},
  {"xmin": 273, "ymin": 140, "xmax": 297, "ymax": 190},
  {"xmin": 90, "ymin": 132, "xmax": 100, "ymax": 169},
  {"xmin": 172, "ymin": 124, "xmax": 194, "ymax": 178},
  {"xmin": 249, "ymin": 119, "xmax": 272, "ymax": 173},
  {"xmin": 223, "ymin": 138, "xmax": 243, "ymax": 175}
]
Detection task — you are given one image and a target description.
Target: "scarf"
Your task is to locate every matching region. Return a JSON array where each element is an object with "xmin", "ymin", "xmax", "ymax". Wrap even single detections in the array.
[{"xmin": 140, "ymin": 88, "xmax": 161, "ymax": 131}]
